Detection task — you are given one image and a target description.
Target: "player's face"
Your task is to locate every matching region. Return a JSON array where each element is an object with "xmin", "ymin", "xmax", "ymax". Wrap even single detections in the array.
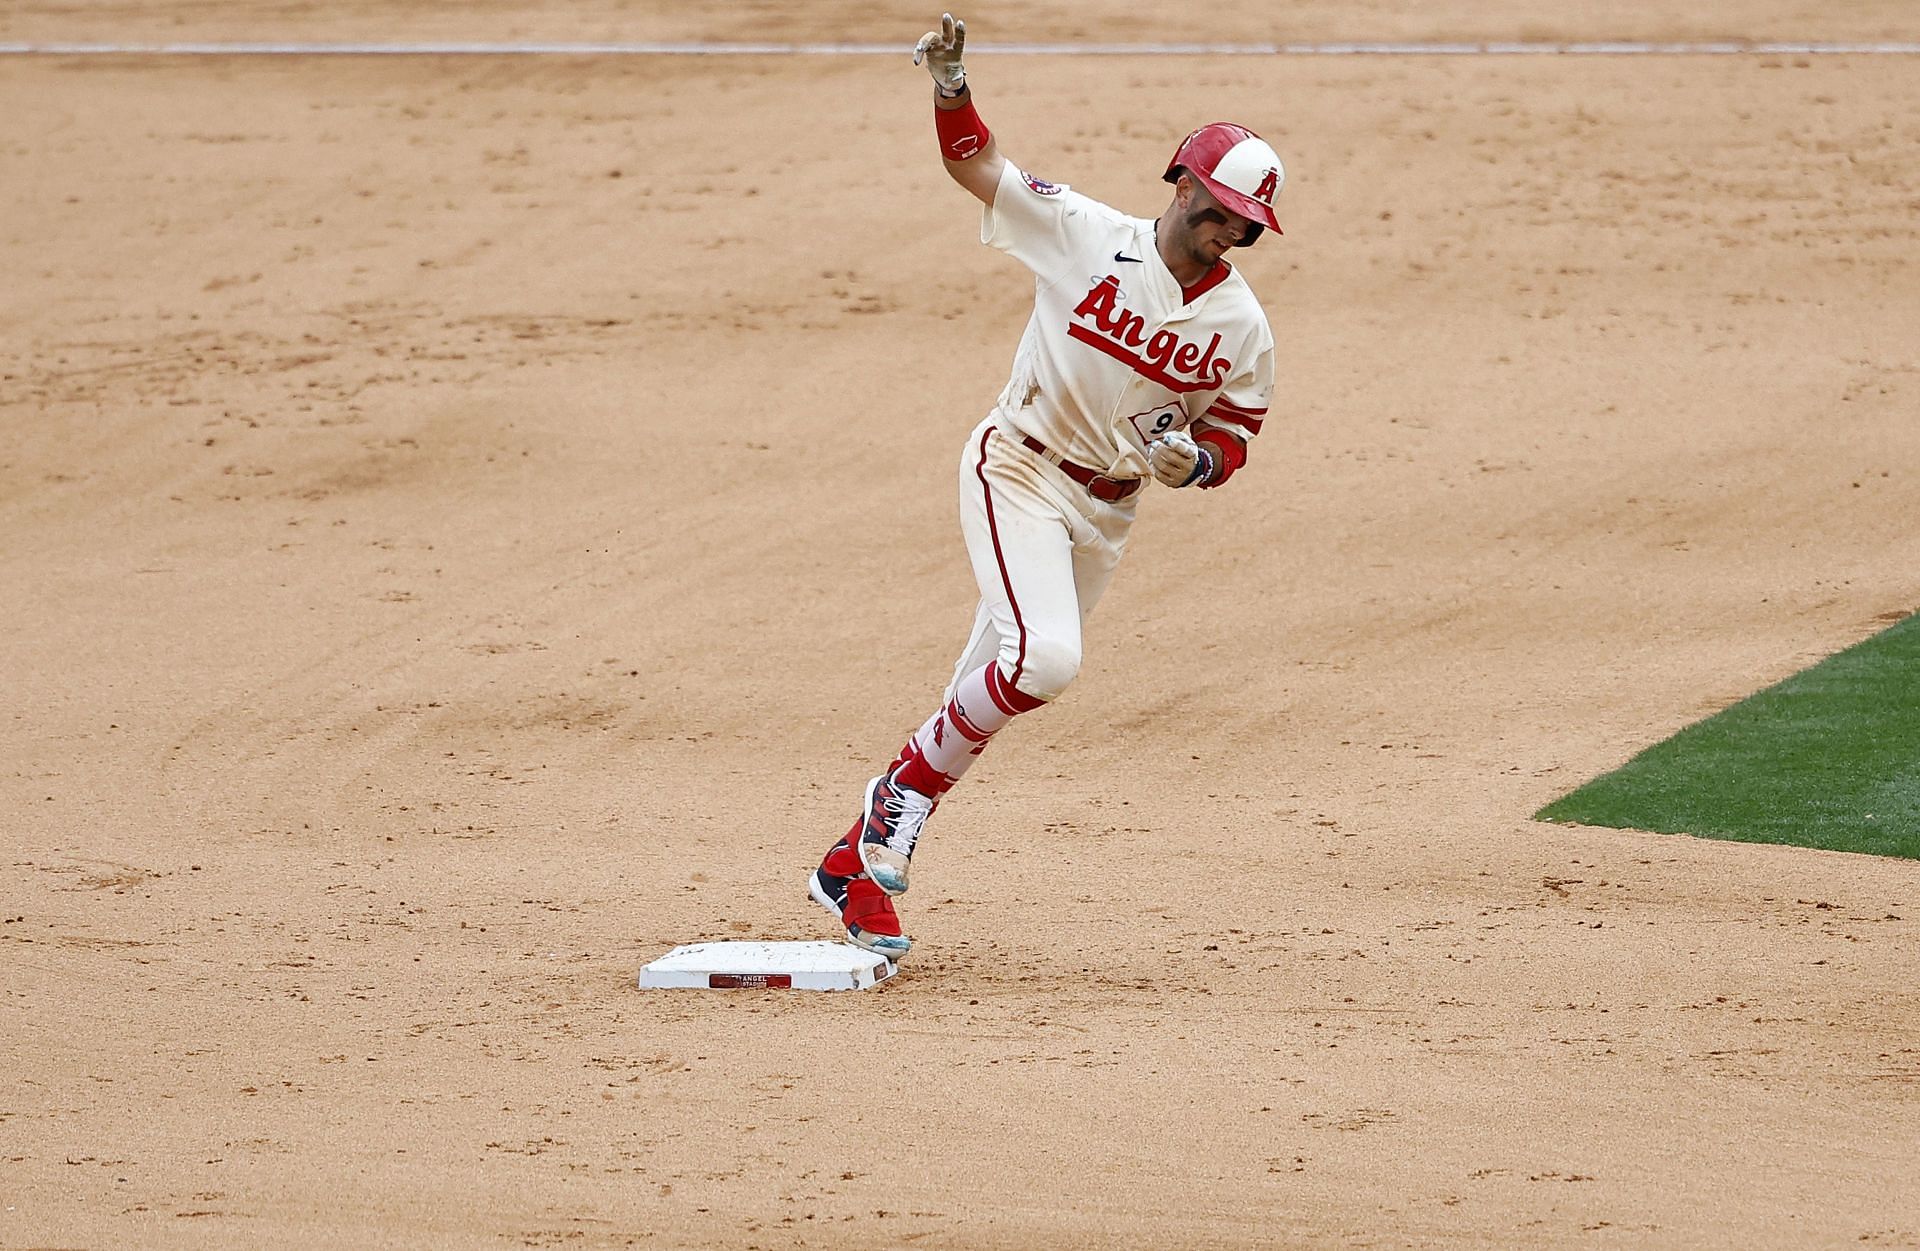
[{"xmin": 1177, "ymin": 177, "xmax": 1251, "ymax": 262}]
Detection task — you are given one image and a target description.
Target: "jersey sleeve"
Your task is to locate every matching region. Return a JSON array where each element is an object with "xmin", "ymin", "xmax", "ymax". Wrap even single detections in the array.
[
  {"xmin": 981, "ymin": 161, "xmax": 1102, "ymax": 282},
  {"xmin": 1191, "ymin": 329, "xmax": 1274, "ymax": 489}
]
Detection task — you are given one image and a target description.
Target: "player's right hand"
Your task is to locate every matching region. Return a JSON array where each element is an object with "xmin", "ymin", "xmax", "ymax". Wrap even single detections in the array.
[
  {"xmin": 1148, "ymin": 432, "xmax": 1211, "ymax": 488},
  {"xmin": 913, "ymin": 12, "xmax": 968, "ymax": 96}
]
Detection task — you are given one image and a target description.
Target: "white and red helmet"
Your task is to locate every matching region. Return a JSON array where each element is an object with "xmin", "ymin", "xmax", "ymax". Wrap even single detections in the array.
[{"xmin": 1163, "ymin": 122, "xmax": 1285, "ymax": 245}]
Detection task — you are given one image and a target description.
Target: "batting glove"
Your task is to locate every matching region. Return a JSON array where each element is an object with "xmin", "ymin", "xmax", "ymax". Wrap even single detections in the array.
[
  {"xmin": 1148, "ymin": 431, "xmax": 1212, "ymax": 488},
  {"xmin": 913, "ymin": 12, "xmax": 969, "ymax": 97}
]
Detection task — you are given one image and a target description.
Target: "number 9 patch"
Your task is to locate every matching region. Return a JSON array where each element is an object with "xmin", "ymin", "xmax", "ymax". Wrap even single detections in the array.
[{"xmin": 1128, "ymin": 404, "xmax": 1187, "ymax": 443}]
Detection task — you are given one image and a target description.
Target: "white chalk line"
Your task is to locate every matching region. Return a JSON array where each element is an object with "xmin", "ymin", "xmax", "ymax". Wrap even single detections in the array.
[{"xmin": 1, "ymin": 39, "xmax": 1918, "ymax": 56}]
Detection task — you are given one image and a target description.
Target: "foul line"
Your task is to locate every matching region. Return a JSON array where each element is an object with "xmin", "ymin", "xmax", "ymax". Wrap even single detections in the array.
[{"xmin": 1, "ymin": 39, "xmax": 1918, "ymax": 56}]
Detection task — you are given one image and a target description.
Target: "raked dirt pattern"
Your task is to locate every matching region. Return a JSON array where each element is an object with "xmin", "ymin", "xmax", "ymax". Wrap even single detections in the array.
[{"xmin": 3, "ymin": 4, "xmax": 1920, "ymax": 1249}]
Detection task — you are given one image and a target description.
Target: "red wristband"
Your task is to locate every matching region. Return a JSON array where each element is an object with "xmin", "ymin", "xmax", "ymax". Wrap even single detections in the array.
[
  {"xmin": 935, "ymin": 98, "xmax": 991, "ymax": 162},
  {"xmin": 1193, "ymin": 429, "xmax": 1247, "ymax": 489}
]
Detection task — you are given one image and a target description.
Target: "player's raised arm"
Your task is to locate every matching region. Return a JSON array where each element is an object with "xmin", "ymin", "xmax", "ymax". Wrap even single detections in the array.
[{"xmin": 914, "ymin": 13, "xmax": 1005, "ymax": 205}]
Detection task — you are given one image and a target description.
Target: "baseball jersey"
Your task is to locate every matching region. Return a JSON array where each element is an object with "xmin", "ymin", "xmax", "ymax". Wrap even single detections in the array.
[{"xmin": 981, "ymin": 159, "xmax": 1275, "ymax": 485}]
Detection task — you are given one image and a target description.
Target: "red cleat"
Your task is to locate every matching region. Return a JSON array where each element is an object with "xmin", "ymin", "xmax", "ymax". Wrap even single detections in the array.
[
  {"xmin": 810, "ymin": 826, "xmax": 912, "ymax": 958},
  {"xmin": 855, "ymin": 771, "xmax": 936, "ymax": 897}
]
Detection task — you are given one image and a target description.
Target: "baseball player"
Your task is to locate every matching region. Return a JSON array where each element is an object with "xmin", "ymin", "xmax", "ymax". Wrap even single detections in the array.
[{"xmin": 810, "ymin": 12, "xmax": 1282, "ymax": 957}]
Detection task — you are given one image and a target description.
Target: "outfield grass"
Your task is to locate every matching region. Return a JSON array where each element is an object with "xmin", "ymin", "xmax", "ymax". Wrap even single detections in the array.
[{"xmin": 1536, "ymin": 612, "xmax": 1920, "ymax": 859}]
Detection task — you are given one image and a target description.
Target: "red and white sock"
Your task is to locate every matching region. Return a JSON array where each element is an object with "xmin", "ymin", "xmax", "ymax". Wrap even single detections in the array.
[{"xmin": 892, "ymin": 661, "xmax": 1044, "ymax": 797}]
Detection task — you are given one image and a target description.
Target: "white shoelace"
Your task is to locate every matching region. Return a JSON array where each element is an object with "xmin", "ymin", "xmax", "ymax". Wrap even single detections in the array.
[{"xmin": 881, "ymin": 789, "xmax": 934, "ymax": 856}]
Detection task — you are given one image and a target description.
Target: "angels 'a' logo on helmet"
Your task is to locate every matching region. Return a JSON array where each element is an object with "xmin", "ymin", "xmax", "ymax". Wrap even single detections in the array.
[{"xmin": 1253, "ymin": 168, "xmax": 1280, "ymax": 205}]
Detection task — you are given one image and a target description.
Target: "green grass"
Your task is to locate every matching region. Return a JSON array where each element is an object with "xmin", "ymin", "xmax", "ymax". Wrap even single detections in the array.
[{"xmin": 1536, "ymin": 612, "xmax": 1920, "ymax": 859}]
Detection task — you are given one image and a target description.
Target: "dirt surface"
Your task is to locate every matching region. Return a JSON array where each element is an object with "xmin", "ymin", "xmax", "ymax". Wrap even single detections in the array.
[
  {"xmin": 3, "ymin": 0, "xmax": 1917, "ymax": 45},
  {"xmin": 4, "ymin": 20, "xmax": 1920, "ymax": 1251}
]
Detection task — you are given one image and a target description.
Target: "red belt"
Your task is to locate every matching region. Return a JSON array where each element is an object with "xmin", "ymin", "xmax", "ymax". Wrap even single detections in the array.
[{"xmin": 1013, "ymin": 433, "xmax": 1143, "ymax": 502}]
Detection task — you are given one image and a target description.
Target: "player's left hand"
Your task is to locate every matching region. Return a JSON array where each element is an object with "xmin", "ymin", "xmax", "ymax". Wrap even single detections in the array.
[
  {"xmin": 1148, "ymin": 431, "xmax": 1210, "ymax": 488},
  {"xmin": 913, "ymin": 13, "xmax": 969, "ymax": 96}
]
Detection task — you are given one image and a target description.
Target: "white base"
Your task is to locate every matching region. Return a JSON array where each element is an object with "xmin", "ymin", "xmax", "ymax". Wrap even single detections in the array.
[{"xmin": 638, "ymin": 940, "xmax": 897, "ymax": 991}]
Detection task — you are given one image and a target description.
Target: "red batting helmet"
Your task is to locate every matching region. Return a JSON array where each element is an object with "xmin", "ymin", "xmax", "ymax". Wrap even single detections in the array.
[{"xmin": 1163, "ymin": 122, "xmax": 1285, "ymax": 245}]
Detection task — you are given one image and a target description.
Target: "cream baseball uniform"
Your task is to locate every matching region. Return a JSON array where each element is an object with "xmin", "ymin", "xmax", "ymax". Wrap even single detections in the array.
[
  {"xmin": 809, "ymin": 15, "xmax": 1288, "ymax": 958},
  {"xmin": 944, "ymin": 159, "xmax": 1276, "ymax": 707}
]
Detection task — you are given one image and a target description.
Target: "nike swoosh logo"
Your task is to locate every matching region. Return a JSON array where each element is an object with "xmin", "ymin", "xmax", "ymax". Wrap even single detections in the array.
[{"xmin": 1114, "ymin": 251, "xmax": 1142, "ymax": 263}]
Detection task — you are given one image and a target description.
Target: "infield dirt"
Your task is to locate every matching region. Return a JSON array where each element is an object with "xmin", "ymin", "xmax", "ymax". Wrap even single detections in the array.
[{"xmin": 3, "ymin": 2, "xmax": 1919, "ymax": 1248}]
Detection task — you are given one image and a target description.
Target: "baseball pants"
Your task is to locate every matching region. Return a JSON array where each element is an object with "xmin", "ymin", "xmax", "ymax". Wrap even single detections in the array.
[{"xmin": 947, "ymin": 415, "xmax": 1137, "ymax": 705}]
